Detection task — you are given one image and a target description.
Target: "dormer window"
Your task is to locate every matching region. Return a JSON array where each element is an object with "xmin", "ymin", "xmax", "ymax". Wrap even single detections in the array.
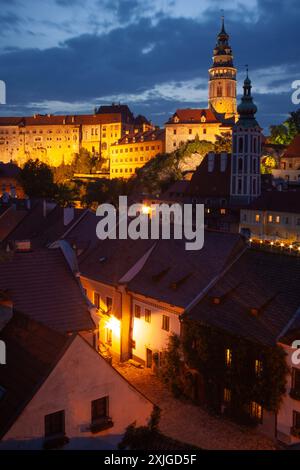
[
  {"xmin": 201, "ymin": 115, "xmax": 206, "ymax": 123},
  {"xmin": 174, "ymin": 115, "xmax": 179, "ymax": 123}
]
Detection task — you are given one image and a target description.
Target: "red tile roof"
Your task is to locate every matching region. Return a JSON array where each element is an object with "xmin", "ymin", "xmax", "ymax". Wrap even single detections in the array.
[
  {"xmin": 127, "ymin": 232, "xmax": 245, "ymax": 308},
  {"xmin": 283, "ymin": 134, "xmax": 300, "ymax": 158},
  {"xmin": 245, "ymin": 190, "xmax": 300, "ymax": 214},
  {"xmin": 0, "ymin": 206, "xmax": 28, "ymax": 242},
  {"xmin": 188, "ymin": 153, "xmax": 231, "ymax": 198},
  {"xmin": 187, "ymin": 249, "xmax": 300, "ymax": 346},
  {"xmin": 0, "ymin": 113, "xmax": 127, "ymax": 127},
  {"xmin": 0, "ymin": 248, "xmax": 94, "ymax": 333},
  {"xmin": 113, "ymin": 128, "xmax": 165, "ymax": 145},
  {"xmin": 1, "ymin": 200, "xmax": 85, "ymax": 248},
  {"xmin": 167, "ymin": 108, "xmax": 220, "ymax": 124}
]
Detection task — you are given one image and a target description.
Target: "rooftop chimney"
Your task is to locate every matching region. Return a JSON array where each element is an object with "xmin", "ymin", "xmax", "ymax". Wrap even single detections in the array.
[
  {"xmin": 220, "ymin": 152, "xmax": 227, "ymax": 172},
  {"xmin": 43, "ymin": 200, "xmax": 56, "ymax": 218},
  {"xmin": 25, "ymin": 198, "xmax": 31, "ymax": 210},
  {"xmin": 64, "ymin": 206, "xmax": 75, "ymax": 226},
  {"xmin": 208, "ymin": 152, "xmax": 215, "ymax": 173}
]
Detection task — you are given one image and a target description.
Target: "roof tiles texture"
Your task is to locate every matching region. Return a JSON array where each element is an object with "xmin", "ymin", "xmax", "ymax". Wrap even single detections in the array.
[
  {"xmin": 127, "ymin": 232, "xmax": 244, "ymax": 308},
  {"xmin": 187, "ymin": 248, "xmax": 300, "ymax": 345},
  {"xmin": 0, "ymin": 248, "xmax": 94, "ymax": 333},
  {"xmin": 167, "ymin": 108, "xmax": 220, "ymax": 124},
  {"xmin": 188, "ymin": 153, "xmax": 231, "ymax": 198},
  {"xmin": 283, "ymin": 134, "xmax": 300, "ymax": 158},
  {"xmin": 246, "ymin": 191, "xmax": 300, "ymax": 214}
]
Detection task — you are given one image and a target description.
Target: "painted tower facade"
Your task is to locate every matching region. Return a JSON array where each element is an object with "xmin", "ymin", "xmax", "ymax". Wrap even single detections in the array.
[
  {"xmin": 208, "ymin": 18, "xmax": 237, "ymax": 119},
  {"xmin": 230, "ymin": 73, "xmax": 262, "ymax": 204}
]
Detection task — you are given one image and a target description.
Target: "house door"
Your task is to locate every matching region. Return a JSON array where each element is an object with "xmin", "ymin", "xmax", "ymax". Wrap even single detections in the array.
[{"xmin": 146, "ymin": 348, "xmax": 153, "ymax": 368}]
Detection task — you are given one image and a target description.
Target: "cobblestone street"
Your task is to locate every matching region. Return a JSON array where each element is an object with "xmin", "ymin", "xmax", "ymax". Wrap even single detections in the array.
[{"xmin": 115, "ymin": 362, "xmax": 277, "ymax": 450}]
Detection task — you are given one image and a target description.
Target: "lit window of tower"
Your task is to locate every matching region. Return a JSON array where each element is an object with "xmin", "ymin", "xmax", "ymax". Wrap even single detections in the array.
[
  {"xmin": 230, "ymin": 69, "xmax": 262, "ymax": 204},
  {"xmin": 208, "ymin": 16, "xmax": 237, "ymax": 119}
]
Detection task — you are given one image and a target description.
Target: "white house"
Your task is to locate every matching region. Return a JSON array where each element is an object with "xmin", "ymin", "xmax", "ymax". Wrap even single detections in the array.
[{"xmin": 0, "ymin": 311, "xmax": 153, "ymax": 450}]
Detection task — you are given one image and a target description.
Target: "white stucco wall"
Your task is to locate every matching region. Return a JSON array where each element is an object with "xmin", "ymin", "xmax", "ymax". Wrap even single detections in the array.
[
  {"xmin": 131, "ymin": 296, "xmax": 181, "ymax": 364},
  {"xmin": 2, "ymin": 335, "xmax": 153, "ymax": 449}
]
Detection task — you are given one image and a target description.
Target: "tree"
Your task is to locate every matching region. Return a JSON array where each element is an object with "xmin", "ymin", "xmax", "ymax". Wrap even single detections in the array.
[
  {"xmin": 269, "ymin": 109, "xmax": 300, "ymax": 145},
  {"xmin": 52, "ymin": 162, "xmax": 74, "ymax": 184},
  {"xmin": 54, "ymin": 182, "xmax": 79, "ymax": 207},
  {"xmin": 72, "ymin": 148, "xmax": 99, "ymax": 174},
  {"xmin": 81, "ymin": 178, "xmax": 132, "ymax": 208},
  {"xmin": 261, "ymin": 155, "xmax": 277, "ymax": 174},
  {"xmin": 214, "ymin": 132, "xmax": 232, "ymax": 153},
  {"xmin": 20, "ymin": 159, "xmax": 56, "ymax": 198}
]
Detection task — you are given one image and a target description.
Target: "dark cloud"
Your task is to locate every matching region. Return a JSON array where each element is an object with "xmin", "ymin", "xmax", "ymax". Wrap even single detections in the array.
[
  {"xmin": 0, "ymin": 0, "xmax": 299, "ymax": 131},
  {"xmin": 0, "ymin": 12, "xmax": 21, "ymax": 32},
  {"xmin": 103, "ymin": 0, "xmax": 140, "ymax": 23}
]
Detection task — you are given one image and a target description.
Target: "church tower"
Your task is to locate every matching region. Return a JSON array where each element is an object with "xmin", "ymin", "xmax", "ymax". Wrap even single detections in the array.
[
  {"xmin": 230, "ymin": 72, "xmax": 262, "ymax": 204},
  {"xmin": 208, "ymin": 17, "xmax": 237, "ymax": 119}
]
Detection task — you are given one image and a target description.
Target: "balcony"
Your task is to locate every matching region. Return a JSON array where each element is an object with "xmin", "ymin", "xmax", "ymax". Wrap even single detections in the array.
[{"xmin": 90, "ymin": 416, "xmax": 114, "ymax": 434}]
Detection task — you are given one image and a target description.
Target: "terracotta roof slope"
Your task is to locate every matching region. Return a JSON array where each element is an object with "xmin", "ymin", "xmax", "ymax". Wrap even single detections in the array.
[
  {"xmin": 0, "ymin": 248, "xmax": 94, "ymax": 333},
  {"xmin": 188, "ymin": 153, "xmax": 231, "ymax": 198},
  {"xmin": 79, "ymin": 236, "xmax": 155, "ymax": 285},
  {"xmin": 127, "ymin": 231, "xmax": 245, "ymax": 308},
  {"xmin": 167, "ymin": 108, "xmax": 220, "ymax": 124},
  {"xmin": 246, "ymin": 191, "xmax": 300, "ymax": 214},
  {"xmin": 283, "ymin": 134, "xmax": 300, "ymax": 158},
  {"xmin": 186, "ymin": 249, "xmax": 300, "ymax": 345}
]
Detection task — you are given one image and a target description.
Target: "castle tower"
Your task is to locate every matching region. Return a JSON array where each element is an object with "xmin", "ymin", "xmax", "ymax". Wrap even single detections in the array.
[
  {"xmin": 230, "ymin": 72, "xmax": 262, "ymax": 204},
  {"xmin": 208, "ymin": 17, "xmax": 237, "ymax": 119}
]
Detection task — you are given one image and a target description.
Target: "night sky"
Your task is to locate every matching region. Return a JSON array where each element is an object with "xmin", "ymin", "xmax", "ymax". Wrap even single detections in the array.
[{"xmin": 0, "ymin": 0, "xmax": 299, "ymax": 132}]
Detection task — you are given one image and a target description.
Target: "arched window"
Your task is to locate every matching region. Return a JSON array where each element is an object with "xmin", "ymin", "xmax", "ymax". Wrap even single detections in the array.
[{"xmin": 217, "ymin": 85, "xmax": 222, "ymax": 97}]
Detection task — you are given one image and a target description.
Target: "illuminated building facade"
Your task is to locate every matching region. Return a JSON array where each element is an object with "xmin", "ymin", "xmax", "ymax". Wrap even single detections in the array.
[
  {"xmin": 165, "ymin": 18, "xmax": 236, "ymax": 153},
  {"xmin": 0, "ymin": 105, "xmax": 150, "ymax": 170},
  {"xmin": 230, "ymin": 73, "xmax": 262, "ymax": 204},
  {"xmin": 208, "ymin": 16, "xmax": 237, "ymax": 118},
  {"xmin": 110, "ymin": 129, "xmax": 165, "ymax": 179},
  {"xmin": 240, "ymin": 191, "xmax": 300, "ymax": 243}
]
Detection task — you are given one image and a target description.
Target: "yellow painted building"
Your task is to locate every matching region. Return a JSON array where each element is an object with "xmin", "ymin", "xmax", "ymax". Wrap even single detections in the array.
[
  {"xmin": 0, "ymin": 105, "xmax": 151, "ymax": 170},
  {"xmin": 110, "ymin": 129, "xmax": 165, "ymax": 179}
]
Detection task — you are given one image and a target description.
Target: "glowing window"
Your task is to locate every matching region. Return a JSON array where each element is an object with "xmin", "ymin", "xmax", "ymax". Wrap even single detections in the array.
[
  {"xmin": 225, "ymin": 348, "xmax": 232, "ymax": 367},
  {"xmin": 250, "ymin": 401, "xmax": 263, "ymax": 423},
  {"xmin": 223, "ymin": 388, "xmax": 231, "ymax": 403}
]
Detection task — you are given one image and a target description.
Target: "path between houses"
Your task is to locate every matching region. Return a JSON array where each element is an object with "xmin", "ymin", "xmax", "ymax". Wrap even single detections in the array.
[{"xmin": 115, "ymin": 362, "xmax": 276, "ymax": 450}]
